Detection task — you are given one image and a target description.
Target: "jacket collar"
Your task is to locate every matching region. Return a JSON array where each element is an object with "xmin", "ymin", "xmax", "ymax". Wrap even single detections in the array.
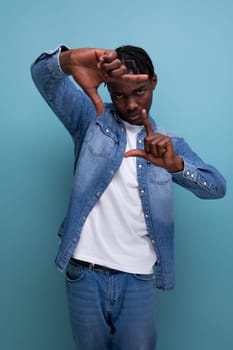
[{"xmin": 103, "ymin": 103, "xmax": 158, "ymax": 132}]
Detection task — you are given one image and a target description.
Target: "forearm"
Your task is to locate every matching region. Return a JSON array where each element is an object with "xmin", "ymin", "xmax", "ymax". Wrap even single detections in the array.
[
  {"xmin": 172, "ymin": 159, "xmax": 226, "ymax": 199},
  {"xmin": 31, "ymin": 46, "xmax": 95, "ymax": 135},
  {"xmin": 31, "ymin": 46, "xmax": 69, "ymax": 104},
  {"xmin": 171, "ymin": 137, "xmax": 226, "ymax": 199}
]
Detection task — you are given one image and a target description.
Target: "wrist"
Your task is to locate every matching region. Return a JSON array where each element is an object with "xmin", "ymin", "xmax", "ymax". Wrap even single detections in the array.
[
  {"xmin": 59, "ymin": 49, "xmax": 72, "ymax": 74},
  {"xmin": 167, "ymin": 157, "xmax": 184, "ymax": 173}
]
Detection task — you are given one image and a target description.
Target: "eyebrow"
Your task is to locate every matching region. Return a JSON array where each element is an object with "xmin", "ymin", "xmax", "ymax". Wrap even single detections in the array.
[{"xmin": 134, "ymin": 84, "xmax": 146, "ymax": 91}]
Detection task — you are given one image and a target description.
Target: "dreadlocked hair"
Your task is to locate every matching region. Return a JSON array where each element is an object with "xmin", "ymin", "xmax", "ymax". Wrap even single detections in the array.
[{"xmin": 115, "ymin": 45, "xmax": 156, "ymax": 79}]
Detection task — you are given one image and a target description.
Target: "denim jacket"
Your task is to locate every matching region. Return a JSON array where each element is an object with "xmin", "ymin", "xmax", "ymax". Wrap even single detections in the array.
[{"xmin": 31, "ymin": 47, "xmax": 226, "ymax": 290}]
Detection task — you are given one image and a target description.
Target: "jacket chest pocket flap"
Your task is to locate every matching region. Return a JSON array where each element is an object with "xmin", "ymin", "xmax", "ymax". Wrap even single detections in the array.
[{"xmin": 86, "ymin": 124, "xmax": 118, "ymax": 157}]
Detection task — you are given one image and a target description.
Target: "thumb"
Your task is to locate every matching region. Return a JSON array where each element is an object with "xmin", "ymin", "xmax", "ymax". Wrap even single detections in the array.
[
  {"xmin": 124, "ymin": 149, "xmax": 148, "ymax": 159},
  {"xmin": 84, "ymin": 87, "xmax": 104, "ymax": 116},
  {"xmin": 125, "ymin": 149, "xmax": 166, "ymax": 168},
  {"xmin": 125, "ymin": 149, "xmax": 159, "ymax": 165}
]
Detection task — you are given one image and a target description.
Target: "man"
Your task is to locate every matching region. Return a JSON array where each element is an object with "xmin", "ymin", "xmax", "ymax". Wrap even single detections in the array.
[{"xmin": 31, "ymin": 45, "xmax": 226, "ymax": 350}]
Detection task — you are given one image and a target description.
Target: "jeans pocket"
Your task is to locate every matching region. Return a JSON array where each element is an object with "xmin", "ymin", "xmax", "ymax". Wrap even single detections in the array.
[
  {"xmin": 133, "ymin": 272, "xmax": 155, "ymax": 282},
  {"xmin": 66, "ymin": 261, "xmax": 87, "ymax": 283}
]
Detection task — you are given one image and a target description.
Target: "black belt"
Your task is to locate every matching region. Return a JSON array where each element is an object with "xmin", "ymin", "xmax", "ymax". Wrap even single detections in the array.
[{"xmin": 70, "ymin": 257, "xmax": 119, "ymax": 273}]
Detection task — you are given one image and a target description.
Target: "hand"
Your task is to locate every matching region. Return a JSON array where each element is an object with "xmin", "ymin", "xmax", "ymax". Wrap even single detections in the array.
[
  {"xmin": 124, "ymin": 109, "xmax": 184, "ymax": 172},
  {"xmin": 60, "ymin": 48, "xmax": 148, "ymax": 115}
]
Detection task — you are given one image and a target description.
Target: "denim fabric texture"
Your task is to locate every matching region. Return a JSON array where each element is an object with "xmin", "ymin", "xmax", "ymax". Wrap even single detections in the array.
[
  {"xmin": 31, "ymin": 47, "xmax": 226, "ymax": 290},
  {"xmin": 66, "ymin": 260, "xmax": 157, "ymax": 350}
]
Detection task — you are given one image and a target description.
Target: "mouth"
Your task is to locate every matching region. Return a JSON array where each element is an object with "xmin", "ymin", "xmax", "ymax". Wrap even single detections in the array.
[
  {"xmin": 126, "ymin": 112, "xmax": 142, "ymax": 121},
  {"xmin": 119, "ymin": 110, "xmax": 143, "ymax": 125}
]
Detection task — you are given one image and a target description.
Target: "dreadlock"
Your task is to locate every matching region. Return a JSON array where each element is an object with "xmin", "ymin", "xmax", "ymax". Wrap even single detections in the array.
[{"xmin": 115, "ymin": 45, "xmax": 156, "ymax": 79}]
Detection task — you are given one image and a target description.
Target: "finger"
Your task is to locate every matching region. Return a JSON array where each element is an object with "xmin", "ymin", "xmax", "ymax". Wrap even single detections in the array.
[
  {"xmin": 84, "ymin": 87, "xmax": 104, "ymax": 116},
  {"xmin": 153, "ymin": 135, "xmax": 172, "ymax": 157},
  {"xmin": 157, "ymin": 141, "xmax": 172, "ymax": 157},
  {"xmin": 144, "ymin": 137, "xmax": 162, "ymax": 156},
  {"xmin": 145, "ymin": 134, "xmax": 172, "ymax": 157},
  {"xmin": 107, "ymin": 65, "xmax": 128, "ymax": 77},
  {"xmin": 96, "ymin": 50, "xmax": 117, "ymax": 63},
  {"xmin": 104, "ymin": 72, "xmax": 149, "ymax": 84},
  {"xmin": 141, "ymin": 109, "xmax": 153, "ymax": 136},
  {"xmin": 121, "ymin": 74, "xmax": 148, "ymax": 83},
  {"xmin": 144, "ymin": 136, "xmax": 151, "ymax": 154},
  {"xmin": 99, "ymin": 62, "xmax": 127, "ymax": 79},
  {"xmin": 124, "ymin": 149, "xmax": 149, "ymax": 160},
  {"xmin": 99, "ymin": 59, "xmax": 122, "ymax": 72},
  {"xmin": 125, "ymin": 149, "xmax": 165, "ymax": 168}
]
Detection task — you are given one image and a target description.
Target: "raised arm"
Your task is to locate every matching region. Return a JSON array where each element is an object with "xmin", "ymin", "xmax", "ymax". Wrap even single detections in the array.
[
  {"xmin": 59, "ymin": 48, "xmax": 148, "ymax": 116},
  {"xmin": 124, "ymin": 109, "xmax": 226, "ymax": 199},
  {"xmin": 31, "ymin": 46, "xmax": 148, "ymax": 135},
  {"xmin": 124, "ymin": 109, "xmax": 184, "ymax": 172}
]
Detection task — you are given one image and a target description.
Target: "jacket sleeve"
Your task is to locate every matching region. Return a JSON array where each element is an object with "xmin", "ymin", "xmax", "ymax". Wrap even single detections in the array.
[
  {"xmin": 171, "ymin": 136, "xmax": 226, "ymax": 199},
  {"xmin": 30, "ymin": 46, "xmax": 96, "ymax": 137}
]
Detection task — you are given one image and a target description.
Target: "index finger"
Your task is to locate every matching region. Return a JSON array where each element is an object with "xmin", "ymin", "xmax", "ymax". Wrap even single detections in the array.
[
  {"xmin": 120, "ymin": 74, "xmax": 148, "ymax": 83},
  {"xmin": 107, "ymin": 73, "xmax": 149, "ymax": 84},
  {"xmin": 141, "ymin": 109, "xmax": 153, "ymax": 136}
]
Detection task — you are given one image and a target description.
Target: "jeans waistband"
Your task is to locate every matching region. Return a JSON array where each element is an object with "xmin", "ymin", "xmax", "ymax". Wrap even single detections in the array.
[{"xmin": 70, "ymin": 257, "xmax": 119, "ymax": 273}]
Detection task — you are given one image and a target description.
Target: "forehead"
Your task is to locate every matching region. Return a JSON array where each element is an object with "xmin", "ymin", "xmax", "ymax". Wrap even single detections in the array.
[{"xmin": 108, "ymin": 79, "xmax": 151, "ymax": 93}]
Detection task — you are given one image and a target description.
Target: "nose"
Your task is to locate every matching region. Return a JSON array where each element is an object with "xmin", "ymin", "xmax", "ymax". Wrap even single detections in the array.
[{"xmin": 125, "ymin": 96, "xmax": 138, "ymax": 111}]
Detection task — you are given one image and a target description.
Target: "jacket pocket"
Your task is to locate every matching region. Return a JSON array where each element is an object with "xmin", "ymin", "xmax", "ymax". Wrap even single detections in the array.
[
  {"xmin": 86, "ymin": 124, "xmax": 118, "ymax": 157},
  {"xmin": 149, "ymin": 165, "xmax": 172, "ymax": 184}
]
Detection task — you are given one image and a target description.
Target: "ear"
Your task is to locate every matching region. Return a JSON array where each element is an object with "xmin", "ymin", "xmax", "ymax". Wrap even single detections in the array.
[{"xmin": 151, "ymin": 75, "xmax": 158, "ymax": 90}]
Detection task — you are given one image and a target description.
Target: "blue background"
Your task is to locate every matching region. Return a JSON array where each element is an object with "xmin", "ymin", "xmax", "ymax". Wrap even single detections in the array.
[{"xmin": 1, "ymin": 0, "xmax": 232, "ymax": 349}]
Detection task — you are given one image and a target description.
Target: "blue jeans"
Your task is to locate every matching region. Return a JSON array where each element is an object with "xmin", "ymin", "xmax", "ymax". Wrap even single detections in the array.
[{"xmin": 65, "ymin": 260, "xmax": 157, "ymax": 350}]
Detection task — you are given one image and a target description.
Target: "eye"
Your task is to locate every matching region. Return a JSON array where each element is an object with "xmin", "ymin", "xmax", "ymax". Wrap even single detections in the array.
[
  {"xmin": 135, "ymin": 89, "xmax": 145, "ymax": 96},
  {"xmin": 112, "ymin": 93, "xmax": 124, "ymax": 100}
]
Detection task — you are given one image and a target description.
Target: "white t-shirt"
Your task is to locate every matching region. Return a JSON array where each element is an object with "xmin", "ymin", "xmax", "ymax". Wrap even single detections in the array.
[{"xmin": 72, "ymin": 121, "xmax": 157, "ymax": 274}]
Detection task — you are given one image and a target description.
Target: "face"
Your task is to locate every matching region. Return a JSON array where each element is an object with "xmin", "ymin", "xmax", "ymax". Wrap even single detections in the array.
[{"xmin": 108, "ymin": 76, "xmax": 157, "ymax": 125}]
